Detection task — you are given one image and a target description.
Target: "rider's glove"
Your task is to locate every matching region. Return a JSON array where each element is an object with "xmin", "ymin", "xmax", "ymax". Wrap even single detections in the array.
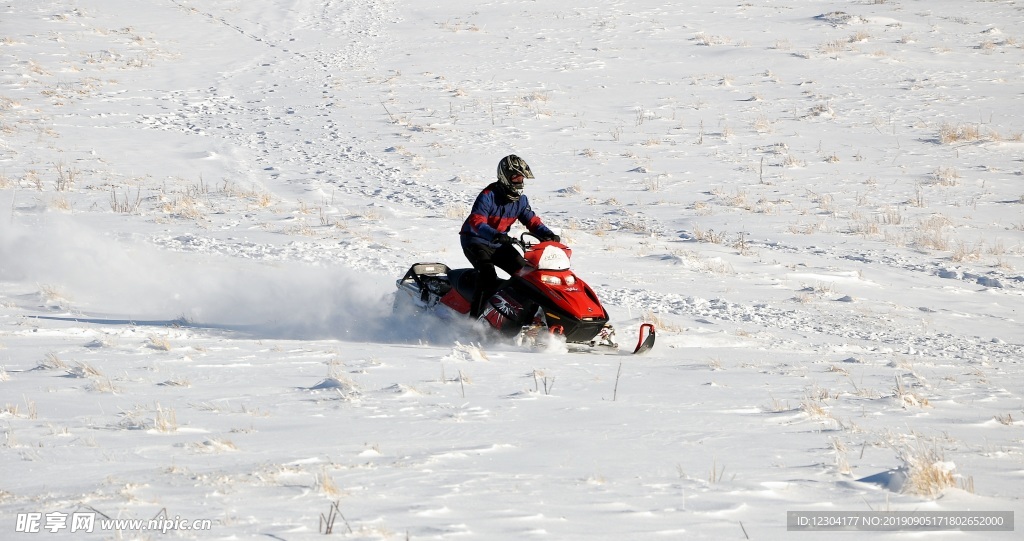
[
  {"xmin": 493, "ymin": 232, "xmax": 514, "ymax": 245},
  {"xmin": 539, "ymin": 233, "xmax": 560, "ymax": 243}
]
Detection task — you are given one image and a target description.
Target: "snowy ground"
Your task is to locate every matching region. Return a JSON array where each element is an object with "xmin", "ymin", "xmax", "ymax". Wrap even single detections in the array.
[{"xmin": 1, "ymin": 0, "xmax": 1022, "ymax": 539}]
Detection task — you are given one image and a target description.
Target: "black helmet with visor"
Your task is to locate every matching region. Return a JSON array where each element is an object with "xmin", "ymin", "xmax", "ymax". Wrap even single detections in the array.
[{"xmin": 496, "ymin": 154, "xmax": 533, "ymax": 202}]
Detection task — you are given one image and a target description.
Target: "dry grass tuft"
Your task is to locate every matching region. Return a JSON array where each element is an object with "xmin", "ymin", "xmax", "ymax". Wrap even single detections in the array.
[
  {"xmin": 950, "ymin": 240, "xmax": 983, "ymax": 263},
  {"xmin": 38, "ymin": 352, "xmax": 69, "ymax": 371},
  {"xmin": 641, "ymin": 310, "xmax": 683, "ymax": 333},
  {"xmin": 931, "ymin": 166, "xmax": 960, "ymax": 186},
  {"xmin": 994, "ymin": 413, "xmax": 1015, "ymax": 425},
  {"xmin": 691, "ymin": 225, "xmax": 727, "ymax": 244},
  {"xmin": 67, "ymin": 361, "xmax": 103, "ymax": 378},
  {"xmin": 752, "ymin": 115, "xmax": 773, "ymax": 134},
  {"xmin": 316, "ymin": 467, "xmax": 343, "ymax": 496},
  {"xmin": 694, "ymin": 32, "xmax": 731, "ymax": 46},
  {"xmin": 912, "ymin": 215, "xmax": 953, "ymax": 252},
  {"xmin": 831, "ymin": 437, "xmax": 852, "ymax": 475},
  {"xmin": 155, "ymin": 403, "xmax": 178, "ymax": 432},
  {"xmin": 938, "ymin": 122, "xmax": 984, "ymax": 144},
  {"xmin": 147, "ymin": 335, "xmax": 172, "ymax": 351},
  {"xmin": 893, "ymin": 374, "xmax": 930, "ymax": 408},
  {"xmin": 896, "ymin": 442, "xmax": 957, "ymax": 498},
  {"xmin": 190, "ymin": 438, "xmax": 238, "ymax": 453}
]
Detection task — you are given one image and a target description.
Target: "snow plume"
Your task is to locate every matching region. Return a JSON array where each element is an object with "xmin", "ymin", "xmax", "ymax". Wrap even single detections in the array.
[
  {"xmin": 0, "ymin": 216, "xmax": 405, "ymax": 340},
  {"xmin": 386, "ymin": 290, "xmax": 488, "ymax": 346}
]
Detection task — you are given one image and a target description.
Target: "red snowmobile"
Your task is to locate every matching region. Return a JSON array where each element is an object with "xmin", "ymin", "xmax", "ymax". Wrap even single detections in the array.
[{"xmin": 395, "ymin": 234, "xmax": 655, "ymax": 354}]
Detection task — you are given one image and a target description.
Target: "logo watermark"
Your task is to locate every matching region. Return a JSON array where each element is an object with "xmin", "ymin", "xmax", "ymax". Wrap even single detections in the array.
[
  {"xmin": 787, "ymin": 510, "xmax": 1014, "ymax": 532},
  {"xmin": 15, "ymin": 509, "xmax": 213, "ymax": 534}
]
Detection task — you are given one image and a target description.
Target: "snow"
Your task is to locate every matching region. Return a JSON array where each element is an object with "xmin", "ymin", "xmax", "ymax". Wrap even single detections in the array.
[{"xmin": 1, "ymin": 0, "xmax": 1022, "ymax": 539}]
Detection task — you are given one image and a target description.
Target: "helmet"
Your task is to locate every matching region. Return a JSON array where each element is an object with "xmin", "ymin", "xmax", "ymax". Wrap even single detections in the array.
[{"xmin": 496, "ymin": 154, "xmax": 534, "ymax": 201}]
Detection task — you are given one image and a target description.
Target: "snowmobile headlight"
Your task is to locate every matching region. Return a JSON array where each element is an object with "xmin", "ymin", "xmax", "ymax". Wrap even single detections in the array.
[
  {"xmin": 564, "ymin": 275, "xmax": 576, "ymax": 286},
  {"xmin": 540, "ymin": 274, "xmax": 562, "ymax": 285}
]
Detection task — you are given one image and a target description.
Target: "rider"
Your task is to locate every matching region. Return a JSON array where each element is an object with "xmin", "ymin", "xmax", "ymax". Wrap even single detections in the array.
[{"xmin": 460, "ymin": 154, "xmax": 560, "ymax": 318}]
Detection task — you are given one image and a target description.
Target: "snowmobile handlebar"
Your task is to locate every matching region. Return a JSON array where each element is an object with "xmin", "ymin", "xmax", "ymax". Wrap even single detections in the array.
[{"xmin": 517, "ymin": 232, "xmax": 552, "ymax": 249}]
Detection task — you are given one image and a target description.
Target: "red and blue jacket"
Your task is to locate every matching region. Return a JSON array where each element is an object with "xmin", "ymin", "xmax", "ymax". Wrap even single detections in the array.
[{"xmin": 460, "ymin": 182, "xmax": 555, "ymax": 249}]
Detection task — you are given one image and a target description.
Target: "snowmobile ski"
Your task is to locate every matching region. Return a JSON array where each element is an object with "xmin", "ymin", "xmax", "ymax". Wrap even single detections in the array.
[{"xmin": 632, "ymin": 323, "xmax": 656, "ymax": 355}]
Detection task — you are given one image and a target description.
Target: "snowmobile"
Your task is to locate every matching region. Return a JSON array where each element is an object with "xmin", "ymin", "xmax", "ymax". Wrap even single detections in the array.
[{"xmin": 394, "ymin": 234, "xmax": 655, "ymax": 354}]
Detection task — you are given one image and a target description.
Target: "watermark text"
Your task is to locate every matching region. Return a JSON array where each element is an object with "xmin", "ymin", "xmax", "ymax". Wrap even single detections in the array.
[{"xmin": 15, "ymin": 511, "xmax": 212, "ymax": 534}]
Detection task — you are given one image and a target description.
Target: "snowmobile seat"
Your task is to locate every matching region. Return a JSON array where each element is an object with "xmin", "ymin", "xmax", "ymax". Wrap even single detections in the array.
[{"xmin": 446, "ymin": 268, "xmax": 478, "ymax": 302}]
